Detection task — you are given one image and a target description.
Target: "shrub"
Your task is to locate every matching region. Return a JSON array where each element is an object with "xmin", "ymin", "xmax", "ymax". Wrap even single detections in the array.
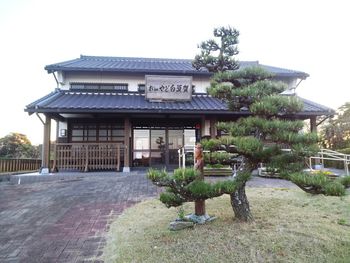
[
  {"xmin": 211, "ymin": 152, "xmax": 233, "ymax": 164},
  {"xmin": 338, "ymin": 148, "xmax": 350, "ymax": 155},
  {"xmin": 337, "ymin": 176, "xmax": 350, "ymax": 188},
  {"xmin": 204, "ymin": 151, "xmax": 234, "ymax": 165},
  {"xmin": 310, "ymin": 170, "xmax": 333, "ymax": 176},
  {"xmin": 324, "ymin": 181, "xmax": 346, "ymax": 196},
  {"xmin": 205, "ymin": 163, "xmax": 227, "ymax": 169}
]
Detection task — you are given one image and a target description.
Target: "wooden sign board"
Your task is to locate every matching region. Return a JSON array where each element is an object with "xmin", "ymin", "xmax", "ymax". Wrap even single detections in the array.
[{"xmin": 145, "ymin": 75, "xmax": 192, "ymax": 101}]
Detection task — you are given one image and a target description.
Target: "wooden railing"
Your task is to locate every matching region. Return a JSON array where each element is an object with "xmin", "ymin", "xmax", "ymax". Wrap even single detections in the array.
[
  {"xmin": 53, "ymin": 143, "xmax": 123, "ymax": 172},
  {"xmin": 0, "ymin": 158, "xmax": 41, "ymax": 173}
]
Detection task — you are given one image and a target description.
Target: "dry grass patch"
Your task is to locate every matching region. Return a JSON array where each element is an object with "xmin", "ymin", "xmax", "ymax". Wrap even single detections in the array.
[{"xmin": 104, "ymin": 187, "xmax": 350, "ymax": 263}]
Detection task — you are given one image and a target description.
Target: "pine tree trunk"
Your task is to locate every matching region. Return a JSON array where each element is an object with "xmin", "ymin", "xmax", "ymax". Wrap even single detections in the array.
[
  {"xmin": 195, "ymin": 200, "xmax": 206, "ymax": 216},
  {"xmin": 230, "ymin": 183, "xmax": 253, "ymax": 222},
  {"xmin": 194, "ymin": 143, "xmax": 206, "ymax": 216}
]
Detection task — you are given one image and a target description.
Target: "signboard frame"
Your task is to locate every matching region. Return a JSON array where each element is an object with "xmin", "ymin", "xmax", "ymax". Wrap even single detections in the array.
[{"xmin": 145, "ymin": 75, "xmax": 193, "ymax": 101}]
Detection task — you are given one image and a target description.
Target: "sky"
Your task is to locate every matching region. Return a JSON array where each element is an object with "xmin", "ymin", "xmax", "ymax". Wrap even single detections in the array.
[{"xmin": 0, "ymin": 0, "xmax": 349, "ymax": 145}]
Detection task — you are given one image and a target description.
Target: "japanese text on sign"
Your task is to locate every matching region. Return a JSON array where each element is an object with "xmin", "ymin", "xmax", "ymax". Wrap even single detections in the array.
[{"xmin": 145, "ymin": 75, "xmax": 192, "ymax": 101}]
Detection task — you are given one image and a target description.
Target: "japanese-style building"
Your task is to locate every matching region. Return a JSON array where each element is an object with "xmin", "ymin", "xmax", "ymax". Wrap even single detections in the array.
[{"xmin": 25, "ymin": 55, "xmax": 334, "ymax": 173}]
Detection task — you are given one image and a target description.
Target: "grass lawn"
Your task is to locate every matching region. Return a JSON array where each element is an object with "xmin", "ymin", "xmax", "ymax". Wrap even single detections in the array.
[{"xmin": 103, "ymin": 187, "xmax": 350, "ymax": 263}]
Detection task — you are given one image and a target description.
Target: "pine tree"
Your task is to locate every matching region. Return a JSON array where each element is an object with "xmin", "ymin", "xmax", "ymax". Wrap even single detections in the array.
[
  {"xmin": 193, "ymin": 25, "xmax": 334, "ymax": 221},
  {"xmin": 204, "ymin": 66, "xmax": 319, "ymax": 221},
  {"xmin": 193, "ymin": 26, "xmax": 239, "ymax": 73},
  {"xmin": 149, "ymin": 26, "xmax": 347, "ymax": 225}
]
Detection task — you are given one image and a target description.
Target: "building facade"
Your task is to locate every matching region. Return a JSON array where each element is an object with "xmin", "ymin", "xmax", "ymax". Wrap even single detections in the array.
[{"xmin": 25, "ymin": 55, "xmax": 334, "ymax": 173}]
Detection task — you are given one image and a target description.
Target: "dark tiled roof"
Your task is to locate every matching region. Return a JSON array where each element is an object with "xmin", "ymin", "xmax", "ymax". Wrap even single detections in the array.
[
  {"xmin": 26, "ymin": 90, "xmax": 334, "ymax": 116},
  {"xmin": 45, "ymin": 55, "xmax": 309, "ymax": 78},
  {"xmin": 298, "ymin": 97, "xmax": 335, "ymax": 114}
]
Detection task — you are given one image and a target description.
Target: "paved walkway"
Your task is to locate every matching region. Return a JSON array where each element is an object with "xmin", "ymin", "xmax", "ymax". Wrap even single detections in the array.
[
  {"xmin": 0, "ymin": 172, "xmax": 299, "ymax": 263},
  {"xmin": 0, "ymin": 172, "xmax": 159, "ymax": 263}
]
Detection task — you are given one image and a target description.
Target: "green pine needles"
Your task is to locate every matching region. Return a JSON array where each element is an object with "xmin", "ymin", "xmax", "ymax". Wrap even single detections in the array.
[
  {"xmin": 147, "ymin": 168, "xmax": 242, "ymax": 208},
  {"xmin": 289, "ymin": 172, "xmax": 348, "ymax": 196}
]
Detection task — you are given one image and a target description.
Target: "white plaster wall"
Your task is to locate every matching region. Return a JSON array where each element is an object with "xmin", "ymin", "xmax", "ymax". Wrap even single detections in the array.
[
  {"xmin": 274, "ymin": 77, "xmax": 298, "ymax": 89},
  {"xmin": 201, "ymin": 119, "xmax": 211, "ymax": 137},
  {"xmin": 59, "ymin": 71, "xmax": 211, "ymax": 93},
  {"xmin": 60, "ymin": 72, "xmax": 143, "ymax": 91},
  {"xmin": 58, "ymin": 71, "xmax": 298, "ymax": 93},
  {"xmin": 192, "ymin": 76, "xmax": 210, "ymax": 93},
  {"xmin": 57, "ymin": 71, "xmax": 65, "ymax": 89}
]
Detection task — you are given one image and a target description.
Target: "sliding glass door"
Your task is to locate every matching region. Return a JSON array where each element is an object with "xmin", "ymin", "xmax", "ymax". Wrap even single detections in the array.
[
  {"xmin": 132, "ymin": 126, "xmax": 196, "ymax": 169},
  {"xmin": 168, "ymin": 129, "xmax": 183, "ymax": 166},
  {"xmin": 133, "ymin": 129, "xmax": 150, "ymax": 167},
  {"xmin": 150, "ymin": 129, "xmax": 166, "ymax": 167}
]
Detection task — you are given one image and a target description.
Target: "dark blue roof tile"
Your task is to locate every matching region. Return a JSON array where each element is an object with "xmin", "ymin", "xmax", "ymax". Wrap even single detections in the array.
[
  {"xmin": 45, "ymin": 55, "xmax": 309, "ymax": 78},
  {"xmin": 26, "ymin": 90, "xmax": 333, "ymax": 116}
]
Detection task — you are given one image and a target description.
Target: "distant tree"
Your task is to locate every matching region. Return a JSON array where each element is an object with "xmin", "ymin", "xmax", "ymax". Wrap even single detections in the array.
[
  {"xmin": 320, "ymin": 102, "xmax": 350, "ymax": 149},
  {"xmin": 0, "ymin": 133, "xmax": 40, "ymax": 159},
  {"xmin": 192, "ymin": 26, "xmax": 240, "ymax": 73}
]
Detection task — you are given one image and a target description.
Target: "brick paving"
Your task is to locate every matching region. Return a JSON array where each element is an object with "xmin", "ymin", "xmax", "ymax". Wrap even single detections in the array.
[
  {"xmin": 0, "ymin": 172, "xmax": 159, "ymax": 263},
  {"xmin": 0, "ymin": 171, "xmax": 300, "ymax": 263}
]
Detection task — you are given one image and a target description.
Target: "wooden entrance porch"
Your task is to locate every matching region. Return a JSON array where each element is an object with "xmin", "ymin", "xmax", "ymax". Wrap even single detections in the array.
[{"xmin": 52, "ymin": 143, "xmax": 124, "ymax": 172}]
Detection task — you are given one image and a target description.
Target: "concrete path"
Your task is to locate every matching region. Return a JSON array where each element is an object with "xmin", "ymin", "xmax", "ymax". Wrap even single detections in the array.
[
  {"xmin": 0, "ymin": 172, "xmax": 298, "ymax": 263},
  {"xmin": 0, "ymin": 172, "xmax": 159, "ymax": 263}
]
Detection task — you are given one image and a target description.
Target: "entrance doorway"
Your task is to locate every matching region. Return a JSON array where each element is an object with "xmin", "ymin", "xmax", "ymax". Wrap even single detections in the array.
[{"xmin": 132, "ymin": 126, "xmax": 196, "ymax": 169}]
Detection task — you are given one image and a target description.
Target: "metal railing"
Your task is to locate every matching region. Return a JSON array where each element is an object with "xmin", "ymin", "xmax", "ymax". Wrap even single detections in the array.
[
  {"xmin": 309, "ymin": 148, "xmax": 350, "ymax": 175},
  {"xmin": 178, "ymin": 145, "xmax": 196, "ymax": 168},
  {"xmin": 53, "ymin": 143, "xmax": 123, "ymax": 172},
  {"xmin": 0, "ymin": 158, "xmax": 41, "ymax": 173}
]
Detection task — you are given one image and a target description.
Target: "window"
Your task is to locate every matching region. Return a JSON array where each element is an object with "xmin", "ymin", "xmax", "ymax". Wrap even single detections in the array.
[
  {"xmin": 70, "ymin": 123, "xmax": 124, "ymax": 142},
  {"xmin": 70, "ymin": 83, "xmax": 128, "ymax": 92},
  {"xmin": 138, "ymin": 84, "xmax": 145, "ymax": 93},
  {"xmin": 99, "ymin": 124, "xmax": 124, "ymax": 141}
]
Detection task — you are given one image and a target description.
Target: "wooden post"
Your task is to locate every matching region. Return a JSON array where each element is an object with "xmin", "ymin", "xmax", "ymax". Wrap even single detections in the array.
[
  {"xmin": 310, "ymin": 116, "xmax": 317, "ymax": 133},
  {"xmin": 117, "ymin": 144, "xmax": 120, "ymax": 171},
  {"xmin": 84, "ymin": 145, "xmax": 89, "ymax": 172},
  {"xmin": 201, "ymin": 116, "xmax": 206, "ymax": 139},
  {"xmin": 210, "ymin": 118, "xmax": 217, "ymax": 139},
  {"xmin": 310, "ymin": 116, "xmax": 320, "ymax": 166},
  {"xmin": 52, "ymin": 144, "xmax": 56, "ymax": 172},
  {"xmin": 41, "ymin": 115, "xmax": 51, "ymax": 173},
  {"xmin": 123, "ymin": 117, "xmax": 131, "ymax": 172},
  {"xmin": 194, "ymin": 143, "xmax": 205, "ymax": 216}
]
